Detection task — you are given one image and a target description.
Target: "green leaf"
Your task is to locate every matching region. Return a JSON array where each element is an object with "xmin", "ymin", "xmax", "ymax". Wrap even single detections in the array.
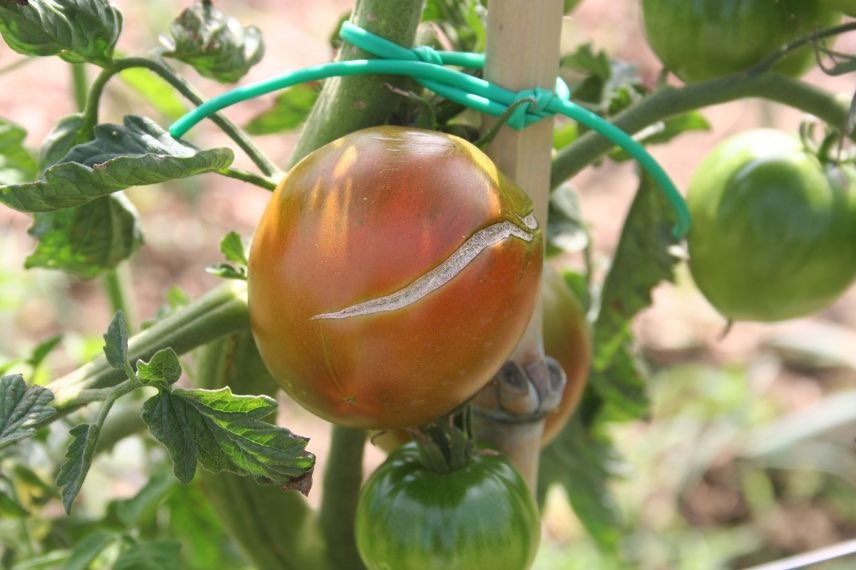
[
  {"xmin": 0, "ymin": 0, "xmax": 122, "ymax": 67},
  {"xmin": 136, "ymin": 348, "xmax": 182, "ymax": 388},
  {"xmin": 0, "ymin": 489, "xmax": 28, "ymax": 517},
  {"xmin": 141, "ymin": 386, "xmax": 315, "ymax": 486},
  {"xmin": 538, "ymin": 415, "xmax": 624, "ymax": 552},
  {"xmin": 0, "ymin": 115, "xmax": 234, "ymax": 213},
  {"xmin": 102, "ymin": 310, "xmax": 129, "ymax": 370},
  {"xmin": 113, "ymin": 541, "xmax": 182, "ymax": 570},
  {"xmin": 37, "ymin": 113, "xmax": 86, "ymax": 172},
  {"xmin": 561, "ymin": 44, "xmax": 645, "ymax": 116},
  {"xmin": 162, "ymin": 0, "xmax": 264, "ymax": 84},
  {"xmin": 119, "ymin": 68, "xmax": 188, "ymax": 121},
  {"xmin": 244, "ymin": 84, "xmax": 319, "ymax": 135},
  {"xmin": 25, "ymin": 334, "xmax": 63, "ymax": 371},
  {"xmin": 114, "ymin": 474, "xmax": 175, "ymax": 528},
  {"xmin": 0, "ymin": 374, "xmax": 55, "ymax": 450},
  {"xmin": 0, "ymin": 118, "xmax": 37, "ymax": 185},
  {"xmin": 592, "ymin": 174, "xmax": 682, "ymax": 369},
  {"xmin": 547, "ymin": 183, "xmax": 589, "ymax": 256},
  {"xmin": 609, "ymin": 112, "xmax": 711, "ymax": 161},
  {"xmin": 24, "ymin": 194, "xmax": 143, "ymax": 278},
  {"xmin": 589, "ymin": 342, "xmax": 649, "ymax": 422},
  {"xmin": 205, "ymin": 231, "xmax": 248, "ymax": 280},
  {"xmin": 64, "ymin": 530, "xmax": 118, "ymax": 570},
  {"xmin": 56, "ymin": 423, "xmax": 101, "ymax": 514}
]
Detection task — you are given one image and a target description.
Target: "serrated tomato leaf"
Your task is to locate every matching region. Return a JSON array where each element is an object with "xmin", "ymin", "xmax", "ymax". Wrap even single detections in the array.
[
  {"xmin": 136, "ymin": 348, "xmax": 182, "ymax": 388},
  {"xmin": 244, "ymin": 84, "xmax": 319, "ymax": 135},
  {"xmin": 593, "ymin": 174, "xmax": 682, "ymax": 369},
  {"xmin": 161, "ymin": 0, "xmax": 264, "ymax": 84},
  {"xmin": 56, "ymin": 423, "xmax": 101, "ymax": 514},
  {"xmin": 0, "ymin": 118, "xmax": 37, "ymax": 185},
  {"xmin": 102, "ymin": 310, "xmax": 129, "ymax": 370},
  {"xmin": 38, "ymin": 113, "xmax": 86, "ymax": 173},
  {"xmin": 0, "ymin": 0, "xmax": 122, "ymax": 67},
  {"xmin": 538, "ymin": 415, "xmax": 624, "ymax": 552},
  {"xmin": 0, "ymin": 115, "xmax": 233, "ymax": 213},
  {"xmin": 141, "ymin": 386, "xmax": 315, "ymax": 486},
  {"xmin": 206, "ymin": 231, "xmax": 248, "ymax": 280},
  {"xmin": 25, "ymin": 194, "xmax": 143, "ymax": 278},
  {"xmin": 0, "ymin": 373, "xmax": 56, "ymax": 450}
]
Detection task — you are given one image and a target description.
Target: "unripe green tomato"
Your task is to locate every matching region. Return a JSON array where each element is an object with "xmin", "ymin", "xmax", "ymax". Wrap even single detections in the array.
[
  {"xmin": 248, "ymin": 126, "xmax": 542, "ymax": 429},
  {"xmin": 356, "ymin": 443, "xmax": 541, "ymax": 570},
  {"xmin": 687, "ymin": 129, "xmax": 856, "ymax": 322},
  {"xmin": 641, "ymin": 0, "xmax": 840, "ymax": 83}
]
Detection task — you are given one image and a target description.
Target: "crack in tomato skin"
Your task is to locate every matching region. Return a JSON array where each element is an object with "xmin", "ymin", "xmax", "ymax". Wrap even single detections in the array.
[{"xmin": 312, "ymin": 216, "xmax": 538, "ymax": 321}]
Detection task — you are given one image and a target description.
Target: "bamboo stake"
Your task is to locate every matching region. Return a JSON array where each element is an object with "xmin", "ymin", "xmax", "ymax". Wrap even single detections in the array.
[{"xmin": 474, "ymin": 0, "xmax": 564, "ymax": 491}]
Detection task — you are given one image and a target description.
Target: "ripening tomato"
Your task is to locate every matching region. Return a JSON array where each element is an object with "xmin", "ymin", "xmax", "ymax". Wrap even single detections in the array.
[
  {"xmin": 248, "ymin": 126, "xmax": 542, "ymax": 429},
  {"xmin": 356, "ymin": 443, "xmax": 541, "ymax": 570},
  {"xmin": 687, "ymin": 129, "xmax": 856, "ymax": 322},
  {"xmin": 540, "ymin": 266, "xmax": 591, "ymax": 444}
]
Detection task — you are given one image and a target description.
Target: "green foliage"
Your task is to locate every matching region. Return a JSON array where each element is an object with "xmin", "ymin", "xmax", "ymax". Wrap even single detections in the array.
[
  {"xmin": 162, "ymin": 0, "xmax": 264, "ymax": 84},
  {"xmin": 38, "ymin": 114, "xmax": 86, "ymax": 172},
  {"xmin": 102, "ymin": 310, "xmax": 130, "ymax": 370},
  {"xmin": 24, "ymin": 194, "xmax": 143, "ymax": 278},
  {"xmin": 142, "ymin": 386, "xmax": 315, "ymax": 486},
  {"xmin": 113, "ymin": 541, "xmax": 183, "ymax": 570},
  {"xmin": 119, "ymin": 68, "xmax": 189, "ymax": 121},
  {"xmin": 0, "ymin": 118, "xmax": 37, "ymax": 185},
  {"xmin": 547, "ymin": 183, "xmax": 589, "ymax": 256},
  {"xmin": 206, "ymin": 231, "xmax": 248, "ymax": 280},
  {"xmin": 244, "ymin": 84, "xmax": 320, "ymax": 135},
  {"xmin": 0, "ymin": 0, "xmax": 122, "ymax": 66},
  {"xmin": 0, "ymin": 374, "xmax": 55, "ymax": 450},
  {"xmin": 56, "ymin": 423, "xmax": 101, "ymax": 513},
  {"xmin": 0, "ymin": 116, "xmax": 233, "ymax": 213}
]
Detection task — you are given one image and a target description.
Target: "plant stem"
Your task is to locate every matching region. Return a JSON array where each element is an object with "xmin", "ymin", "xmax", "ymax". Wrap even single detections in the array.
[
  {"xmin": 474, "ymin": 0, "xmax": 564, "ymax": 493},
  {"xmin": 288, "ymin": 0, "xmax": 426, "ymax": 165},
  {"xmin": 551, "ymin": 73, "xmax": 855, "ymax": 188},
  {"xmin": 48, "ymin": 281, "xmax": 250, "ymax": 410},
  {"xmin": 102, "ymin": 266, "xmax": 137, "ymax": 333},
  {"xmin": 319, "ymin": 426, "xmax": 367, "ymax": 570},
  {"xmin": 217, "ymin": 166, "xmax": 278, "ymax": 191},
  {"xmin": 70, "ymin": 63, "xmax": 88, "ymax": 112},
  {"xmin": 81, "ymin": 56, "xmax": 281, "ymax": 178}
]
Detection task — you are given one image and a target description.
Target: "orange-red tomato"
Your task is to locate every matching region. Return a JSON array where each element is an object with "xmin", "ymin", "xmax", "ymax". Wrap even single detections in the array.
[
  {"xmin": 540, "ymin": 266, "xmax": 591, "ymax": 445},
  {"xmin": 248, "ymin": 126, "xmax": 542, "ymax": 429},
  {"xmin": 371, "ymin": 266, "xmax": 590, "ymax": 446}
]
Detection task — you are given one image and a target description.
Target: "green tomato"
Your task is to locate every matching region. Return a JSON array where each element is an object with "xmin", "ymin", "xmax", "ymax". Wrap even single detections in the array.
[
  {"xmin": 356, "ymin": 444, "xmax": 540, "ymax": 570},
  {"xmin": 821, "ymin": 0, "xmax": 856, "ymax": 17},
  {"xmin": 687, "ymin": 129, "xmax": 856, "ymax": 322},
  {"xmin": 641, "ymin": 0, "xmax": 840, "ymax": 83}
]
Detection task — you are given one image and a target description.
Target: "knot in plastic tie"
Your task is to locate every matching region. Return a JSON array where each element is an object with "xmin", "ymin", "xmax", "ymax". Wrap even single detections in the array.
[
  {"xmin": 411, "ymin": 45, "xmax": 444, "ymax": 65},
  {"xmin": 506, "ymin": 88, "xmax": 559, "ymax": 129}
]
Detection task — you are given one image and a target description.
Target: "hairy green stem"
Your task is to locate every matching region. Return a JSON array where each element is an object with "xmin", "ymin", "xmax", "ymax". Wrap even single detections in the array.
[
  {"xmin": 48, "ymin": 281, "xmax": 249, "ymax": 409},
  {"xmin": 319, "ymin": 426, "xmax": 367, "ymax": 570},
  {"xmin": 70, "ymin": 63, "xmax": 88, "ymax": 113},
  {"xmin": 289, "ymin": 0, "xmax": 426, "ymax": 165},
  {"xmin": 80, "ymin": 57, "xmax": 281, "ymax": 178},
  {"xmin": 551, "ymin": 73, "xmax": 854, "ymax": 188},
  {"xmin": 102, "ymin": 266, "xmax": 137, "ymax": 333},
  {"xmin": 217, "ymin": 166, "xmax": 278, "ymax": 191}
]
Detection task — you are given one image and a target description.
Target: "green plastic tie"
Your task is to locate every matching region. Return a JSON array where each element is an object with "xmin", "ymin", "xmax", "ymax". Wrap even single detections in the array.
[{"xmin": 168, "ymin": 21, "xmax": 690, "ymax": 237}]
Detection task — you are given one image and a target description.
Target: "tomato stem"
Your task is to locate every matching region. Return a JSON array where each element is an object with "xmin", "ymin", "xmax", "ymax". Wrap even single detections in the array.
[{"xmin": 552, "ymin": 73, "xmax": 856, "ymax": 189}]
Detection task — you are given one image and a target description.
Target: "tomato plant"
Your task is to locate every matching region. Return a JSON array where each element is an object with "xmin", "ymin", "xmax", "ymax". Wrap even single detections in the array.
[
  {"xmin": 641, "ymin": 0, "xmax": 840, "ymax": 83},
  {"xmin": 248, "ymin": 125, "xmax": 542, "ymax": 429},
  {"xmin": 687, "ymin": 129, "xmax": 856, "ymax": 322},
  {"xmin": 355, "ymin": 442, "xmax": 540, "ymax": 570}
]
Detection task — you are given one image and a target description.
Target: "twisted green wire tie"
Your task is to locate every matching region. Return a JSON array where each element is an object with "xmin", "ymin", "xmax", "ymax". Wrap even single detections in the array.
[{"xmin": 169, "ymin": 22, "xmax": 690, "ymax": 237}]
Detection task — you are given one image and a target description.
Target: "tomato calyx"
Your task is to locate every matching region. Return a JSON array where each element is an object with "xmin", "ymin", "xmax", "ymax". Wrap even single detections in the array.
[{"xmin": 408, "ymin": 413, "xmax": 475, "ymax": 474}]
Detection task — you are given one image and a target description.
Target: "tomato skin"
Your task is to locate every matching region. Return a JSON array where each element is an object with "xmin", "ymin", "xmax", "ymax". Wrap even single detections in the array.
[
  {"xmin": 541, "ymin": 266, "xmax": 591, "ymax": 445},
  {"xmin": 641, "ymin": 0, "xmax": 839, "ymax": 83},
  {"xmin": 356, "ymin": 443, "xmax": 540, "ymax": 570},
  {"xmin": 248, "ymin": 126, "xmax": 542, "ymax": 429},
  {"xmin": 687, "ymin": 129, "xmax": 856, "ymax": 322}
]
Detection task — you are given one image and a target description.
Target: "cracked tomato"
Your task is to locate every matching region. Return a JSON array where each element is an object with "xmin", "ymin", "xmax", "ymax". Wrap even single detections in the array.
[{"xmin": 248, "ymin": 126, "xmax": 542, "ymax": 429}]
